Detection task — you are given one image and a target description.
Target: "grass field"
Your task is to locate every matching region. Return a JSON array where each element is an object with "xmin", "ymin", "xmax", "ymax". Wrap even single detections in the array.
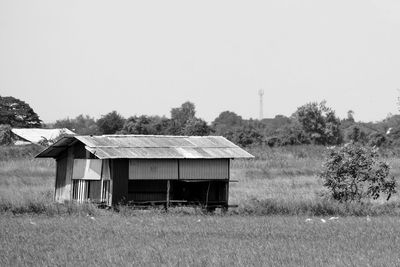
[
  {"xmin": 1, "ymin": 145, "xmax": 400, "ymax": 265},
  {"xmin": 1, "ymin": 214, "xmax": 400, "ymax": 266}
]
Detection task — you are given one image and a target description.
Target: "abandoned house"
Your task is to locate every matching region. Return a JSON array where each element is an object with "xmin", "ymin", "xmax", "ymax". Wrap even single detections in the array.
[{"xmin": 36, "ymin": 135, "xmax": 254, "ymax": 209}]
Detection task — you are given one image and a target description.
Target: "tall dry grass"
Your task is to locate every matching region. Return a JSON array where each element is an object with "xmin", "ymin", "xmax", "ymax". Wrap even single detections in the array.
[{"xmin": 1, "ymin": 144, "xmax": 400, "ymax": 216}]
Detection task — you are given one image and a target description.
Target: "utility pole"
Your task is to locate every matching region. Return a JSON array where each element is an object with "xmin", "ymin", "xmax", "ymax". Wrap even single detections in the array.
[{"xmin": 258, "ymin": 89, "xmax": 264, "ymax": 120}]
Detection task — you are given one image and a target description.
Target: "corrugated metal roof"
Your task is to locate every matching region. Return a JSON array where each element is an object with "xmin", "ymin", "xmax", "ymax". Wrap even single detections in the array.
[
  {"xmin": 11, "ymin": 128, "xmax": 75, "ymax": 144},
  {"xmin": 36, "ymin": 135, "xmax": 254, "ymax": 159}
]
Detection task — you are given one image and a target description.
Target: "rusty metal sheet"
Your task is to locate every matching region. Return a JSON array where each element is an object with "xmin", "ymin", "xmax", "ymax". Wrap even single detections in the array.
[
  {"xmin": 85, "ymin": 147, "xmax": 252, "ymax": 159},
  {"xmin": 36, "ymin": 135, "xmax": 254, "ymax": 159}
]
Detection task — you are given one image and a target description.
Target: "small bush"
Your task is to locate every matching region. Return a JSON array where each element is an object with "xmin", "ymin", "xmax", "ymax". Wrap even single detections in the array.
[{"xmin": 320, "ymin": 144, "xmax": 396, "ymax": 202}]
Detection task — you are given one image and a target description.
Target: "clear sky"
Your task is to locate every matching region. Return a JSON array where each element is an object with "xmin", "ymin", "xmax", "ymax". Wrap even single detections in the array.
[{"xmin": 1, "ymin": 0, "xmax": 399, "ymax": 123}]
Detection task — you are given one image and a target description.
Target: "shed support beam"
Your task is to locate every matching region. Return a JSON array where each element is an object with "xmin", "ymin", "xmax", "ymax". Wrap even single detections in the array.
[
  {"xmin": 64, "ymin": 147, "xmax": 74, "ymax": 202},
  {"xmin": 166, "ymin": 180, "xmax": 170, "ymax": 211}
]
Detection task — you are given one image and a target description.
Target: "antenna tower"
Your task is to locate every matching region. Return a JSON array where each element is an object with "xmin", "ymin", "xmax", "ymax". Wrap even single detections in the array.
[{"xmin": 258, "ymin": 89, "xmax": 264, "ymax": 120}]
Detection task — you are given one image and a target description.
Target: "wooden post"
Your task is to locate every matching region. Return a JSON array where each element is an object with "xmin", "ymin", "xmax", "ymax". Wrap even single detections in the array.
[
  {"xmin": 223, "ymin": 159, "xmax": 231, "ymax": 212},
  {"xmin": 109, "ymin": 160, "xmax": 113, "ymax": 206},
  {"xmin": 205, "ymin": 181, "xmax": 211, "ymax": 208},
  {"xmin": 100, "ymin": 160, "xmax": 104, "ymax": 204},
  {"xmin": 54, "ymin": 159, "xmax": 59, "ymax": 202},
  {"xmin": 166, "ymin": 180, "xmax": 170, "ymax": 211},
  {"xmin": 64, "ymin": 147, "xmax": 74, "ymax": 202}
]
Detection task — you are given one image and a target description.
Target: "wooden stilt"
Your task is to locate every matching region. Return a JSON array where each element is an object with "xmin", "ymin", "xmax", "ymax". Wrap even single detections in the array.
[
  {"xmin": 205, "ymin": 181, "xmax": 211, "ymax": 208},
  {"xmin": 166, "ymin": 180, "xmax": 170, "ymax": 211}
]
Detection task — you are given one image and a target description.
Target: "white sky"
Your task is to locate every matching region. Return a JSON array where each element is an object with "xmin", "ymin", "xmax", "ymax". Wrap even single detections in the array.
[{"xmin": 1, "ymin": 0, "xmax": 400, "ymax": 123}]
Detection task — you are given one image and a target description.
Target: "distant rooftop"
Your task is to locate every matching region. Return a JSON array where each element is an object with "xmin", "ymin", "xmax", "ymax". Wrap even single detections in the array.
[{"xmin": 11, "ymin": 128, "xmax": 75, "ymax": 145}]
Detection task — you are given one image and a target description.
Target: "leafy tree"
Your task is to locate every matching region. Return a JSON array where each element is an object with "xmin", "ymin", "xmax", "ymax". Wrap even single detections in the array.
[
  {"xmin": 54, "ymin": 114, "xmax": 99, "ymax": 135},
  {"xmin": 367, "ymin": 132, "xmax": 387, "ymax": 147},
  {"xmin": 267, "ymin": 122, "xmax": 310, "ymax": 146},
  {"xmin": 182, "ymin": 118, "xmax": 212, "ymax": 136},
  {"xmin": 212, "ymin": 111, "xmax": 243, "ymax": 138},
  {"xmin": 346, "ymin": 126, "xmax": 368, "ymax": 144},
  {"xmin": 260, "ymin": 115, "xmax": 292, "ymax": 136},
  {"xmin": 120, "ymin": 115, "xmax": 171, "ymax": 135},
  {"xmin": 293, "ymin": 101, "xmax": 342, "ymax": 145},
  {"xmin": 320, "ymin": 144, "xmax": 396, "ymax": 202},
  {"xmin": 212, "ymin": 111, "xmax": 243, "ymax": 129},
  {"xmin": 97, "ymin": 111, "xmax": 125, "ymax": 134},
  {"xmin": 171, "ymin": 101, "xmax": 195, "ymax": 125},
  {"xmin": 347, "ymin": 110, "xmax": 355, "ymax": 123},
  {"xmin": 169, "ymin": 101, "xmax": 196, "ymax": 134},
  {"xmin": 232, "ymin": 125, "xmax": 263, "ymax": 147},
  {"xmin": 0, "ymin": 96, "xmax": 42, "ymax": 128}
]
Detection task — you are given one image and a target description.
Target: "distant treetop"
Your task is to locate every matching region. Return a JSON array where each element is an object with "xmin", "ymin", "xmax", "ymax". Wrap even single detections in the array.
[{"xmin": 0, "ymin": 96, "xmax": 42, "ymax": 128}]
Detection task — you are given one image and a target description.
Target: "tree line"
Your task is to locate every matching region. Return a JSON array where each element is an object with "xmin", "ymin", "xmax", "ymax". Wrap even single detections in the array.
[{"xmin": 1, "ymin": 95, "xmax": 400, "ymax": 148}]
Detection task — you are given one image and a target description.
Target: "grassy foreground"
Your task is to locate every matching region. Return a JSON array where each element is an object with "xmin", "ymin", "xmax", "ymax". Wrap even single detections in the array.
[
  {"xmin": 2, "ymin": 145, "xmax": 400, "ymax": 265},
  {"xmin": 1, "ymin": 214, "xmax": 399, "ymax": 266}
]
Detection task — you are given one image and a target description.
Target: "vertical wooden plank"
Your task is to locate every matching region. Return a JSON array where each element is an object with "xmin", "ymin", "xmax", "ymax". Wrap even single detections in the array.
[
  {"xmin": 86, "ymin": 180, "xmax": 89, "ymax": 201},
  {"xmin": 77, "ymin": 180, "xmax": 79, "ymax": 201},
  {"xmin": 72, "ymin": 180, "xmax": 75, "ymax": 200},
  {"xmin": 100, "ymin": 160, "xmax": 104, "ymax": 203},
  {"xmin": 109, "ymin": 167, "xmax": 113, "ymax": 206},
  {"xmin": 111, "ymin": 159, "xmax": 129, "ymax": 205},
  {"xmin": 54, "ymin": 160, "xmax": 59, "ymax": 201},
  {"xmin": 79, "ymin": 180, "xmax": 83, "ymax": 202},
  {"xmin": 205, "ymin": 181, "xmax": 211, "ymax": 208},
  {"xmin": 107, "ymin": 181, "xmax": 111, "ymax": 206},
  {"xmin": 110, "ymin": 160, "xmax": 114, "ymax": 205},
  {"xmin": 166, "ymin": 180, "xmax": 170, "ymax": 210},
  {"xmin": 63, "ymin": 147, "xmax": 74, "ymax": 202},
  {"xmin": 225, "ymin": 160, "xmax": 230, "ymax": 209},
  {"xmin": 81, "ymin": 180, "xmax": 84, "ymax": 202},
  {"xmin": 54, "ymin": 155, "xmax": 68, "ymax": 202}
]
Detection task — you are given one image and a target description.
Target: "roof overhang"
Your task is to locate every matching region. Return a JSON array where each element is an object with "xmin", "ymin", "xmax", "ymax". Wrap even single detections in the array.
[{"xmin": 35, "ymin": 136, "xmax": 78, "ymax": 158}]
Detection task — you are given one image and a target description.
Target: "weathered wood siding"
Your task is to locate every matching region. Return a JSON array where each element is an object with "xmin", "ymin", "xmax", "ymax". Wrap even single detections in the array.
[
  {"xmin": 129, "ymin": 159, "xmax": 178, "ymax": 180},
  {"xmin": 179, "ymin": 159, "xmax": 229, "ymax": 180},
  {"xmin": 111, "ymin": 159, "xmax": 129, "ymax": 204},
  {"xmin": 55, "ymin": 154, "xmax": 67, "ymax": 202},
  {"xmin": 89, "ymin": 180, "xmax": 102, "ymax": 200},
  {"xmin": 60, "ymin": 147, "xmax": 74, "ymax": 201}
]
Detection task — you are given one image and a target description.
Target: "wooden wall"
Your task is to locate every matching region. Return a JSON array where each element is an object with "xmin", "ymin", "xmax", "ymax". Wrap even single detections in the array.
[
  {"xmin": 128, "ymin": 159, "xmax": 230, "ymax": 180},
  {"xmin": 111, "ymin": 159, "xmax": 129, "ymax": 204},
  {"xmin": 54, "ymin": 141, "xmax": 96, "ymax": 202},
  {"xmin": 129, "ymin": 159, "xmax": 178, "ymax": 180},
  {"xmin": 179, "ymin": 159, "xmax": 229, "ymax": 180},
  {"xmin": 55, "ymin": 152, "xmax": 67, "ymax": 202}
]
